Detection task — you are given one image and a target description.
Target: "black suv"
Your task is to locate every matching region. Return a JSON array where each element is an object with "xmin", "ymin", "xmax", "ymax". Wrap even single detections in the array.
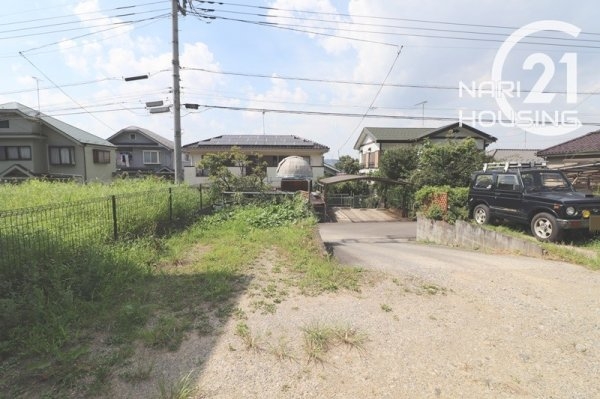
[{"xmin": 468, "ymin": 162, "xmax": 600, "ymax": 242}]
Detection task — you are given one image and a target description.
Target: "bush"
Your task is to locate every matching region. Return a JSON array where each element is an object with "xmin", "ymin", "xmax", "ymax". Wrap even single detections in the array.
[{"xmin": 414, "ymin": 185, "xmax": 469, "ymax": 223}]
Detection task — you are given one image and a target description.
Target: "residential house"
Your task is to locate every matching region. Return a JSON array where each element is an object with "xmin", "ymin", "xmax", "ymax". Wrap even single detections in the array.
[
  {"xmin": 537, "ymin": 129, "xmax": 600, "ymax": 189},
  {"xmin": 486, "ymin": 148, "xmax": 544, "ymax": 164},
  {"xmin": 182, "ymin": 135, "xmax": 329, "ymax": 188},
  {"xmin": 0, "ymin": 102, "xmax": 115, "ymax": 182},
  {"xmin": 536, "ymin": 130, "xmax": 600, "ymax": 167},
  {"xmin": 354, "ymin": 122, "xmax": 497, "ymax": 174},
  {"xmin": 107, "ymin": 126, "xmax": 174, "ymax": 175}
]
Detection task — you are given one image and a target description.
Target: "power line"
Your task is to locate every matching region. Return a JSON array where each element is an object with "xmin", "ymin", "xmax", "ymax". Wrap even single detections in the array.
[
  {"xmin": 194, "ymin": 1, "xmax": 600, "ymax": 37},
  {"xmin": 0, "ymin": 7, "xmax": 168, "ymax": 36},
  {"xmin": 19, "ymin": 14, "xmax": 170, "ymax": 54},
  {"xmin": 0, "ymin": 1, "xmax": 167, "ymax": 27},
  {"xmin": 339, "ymin": 46, "xmax": 403, "ymax": 154},
  {"xmin": 19, "ymin": 52, "xmax": 115, "ymax": 132},
  {"xmin": 1, "ymin": 13, "xmax": 170, "ymax": 42},
  {"xmin": 182, "ymin": 66, "xmax": 600, "ymax": 96},
  {"xmin": 189, "ymin": 1, "xmax": 600, "ymax": 50},
  {"xmin": 194, "ymin": 6, "xmax": 600, "ymax": 46}
]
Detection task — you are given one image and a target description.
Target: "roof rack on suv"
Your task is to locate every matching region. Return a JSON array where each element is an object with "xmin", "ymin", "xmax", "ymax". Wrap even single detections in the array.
[{"xmin": 482, "ymin": 161, "xmax": 547, "ymax": 172}]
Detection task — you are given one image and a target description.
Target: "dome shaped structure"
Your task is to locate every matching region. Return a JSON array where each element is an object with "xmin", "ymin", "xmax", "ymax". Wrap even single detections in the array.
[{"xmin": 276, "ymin": 156, "xmax": 312, "ymax": 179}]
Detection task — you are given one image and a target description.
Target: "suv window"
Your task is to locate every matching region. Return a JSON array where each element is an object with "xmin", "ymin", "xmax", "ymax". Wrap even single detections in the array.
[
  {"xmin": 473, "ymin": 174, "xmax": 493, "ymax": 190},
  {"xmin": 540, "ymin": 172, "xmax": 569, "ymax": 190},
  {"xmin": 496, "ymin": 174, "xmax": 520, "ymax": 191}
]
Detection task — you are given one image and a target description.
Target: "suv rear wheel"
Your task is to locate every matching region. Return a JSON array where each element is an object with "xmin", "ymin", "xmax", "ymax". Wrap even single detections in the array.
[
  {"xmin": 531, "ymin": 212, "xmax": 561, "ymax": 242},
  {"xmin": 473, "ymin": 204, "xmax": 491, "ymax": 225}
]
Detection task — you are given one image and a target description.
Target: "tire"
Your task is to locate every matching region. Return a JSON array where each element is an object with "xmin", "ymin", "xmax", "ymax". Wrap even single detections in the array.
[
  {"xmin": 473, "ymin": 204, "xmax": 491, "ymax": 225},
  {"xmin": 530, "ymin": 212, "xmax": 561, "ymax": 242}
]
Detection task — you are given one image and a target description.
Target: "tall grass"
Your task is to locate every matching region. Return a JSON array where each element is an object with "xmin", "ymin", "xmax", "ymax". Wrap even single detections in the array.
[
  {"xmin": 0, "ymin": 178, "xmax": 182, "ymax": 210},
  {"xmin": 1, "ymin": 192, "xmax": 360, "ymax": 397}
]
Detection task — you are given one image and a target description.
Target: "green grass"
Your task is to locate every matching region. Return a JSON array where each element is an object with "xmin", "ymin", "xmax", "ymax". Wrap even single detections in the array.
[
  {"xmin": 0, "ymin": 195, "xmax": 361, "ymax": 397},
  {"xmin": 301, "ymin": 322, "xmax": 368, "ymax": 363},
  {"xmin": 0, "ymin": 178, "xmax": 189, "ymax": 210},
  {"xmin": 477, "ymin": 221, "xmax": 600, "ymax": 270}
]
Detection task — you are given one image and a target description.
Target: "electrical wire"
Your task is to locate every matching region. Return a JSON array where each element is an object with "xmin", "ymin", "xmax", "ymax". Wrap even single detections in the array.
[
  {"xmin": 194, "ymin": 6, "xmax": 600, "ymax": 46},
  {"xmin": 193, "ymin": 0, "xmax": 600, "ymax": 37},
  {"xmin": 0, "ymin": 1, "xmax": 167, "ymax": 27},
  {"xmin": 339, "ymin": 46, "xmax": 403, "ymax": 154},
  {"xmin": 19, "ymin": 52, "xmax": 115, "ymax": 132},
  {"xmin": 182, "ymin": 66, "xmax": 600, "ymax": 96}
]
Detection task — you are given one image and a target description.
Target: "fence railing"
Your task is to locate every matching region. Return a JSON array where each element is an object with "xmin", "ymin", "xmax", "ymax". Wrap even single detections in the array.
[
  {"xmin": 326, "ymin": 194, "xmax": 374, "ymax": 208},
  {"xmin": 0, "ymin": 186, "xmax": 208, "ymax": 268}
]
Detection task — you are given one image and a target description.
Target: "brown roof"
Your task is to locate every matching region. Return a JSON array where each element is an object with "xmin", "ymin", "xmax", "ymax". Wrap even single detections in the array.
[{"xmin": 537, "ymin": 130, "xmax": 600, "ymax": 157}]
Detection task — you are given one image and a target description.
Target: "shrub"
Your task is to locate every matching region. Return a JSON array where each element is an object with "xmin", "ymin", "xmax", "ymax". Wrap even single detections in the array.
[{"xmin": 414, "ymin": 185, "xmax": 469, "ymax": 223}]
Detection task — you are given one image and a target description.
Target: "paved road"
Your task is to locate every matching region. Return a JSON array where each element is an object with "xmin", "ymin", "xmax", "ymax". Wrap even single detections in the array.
[{"xmin": 317, "ymin": 220, "xmax": 600, "ymax": 398}]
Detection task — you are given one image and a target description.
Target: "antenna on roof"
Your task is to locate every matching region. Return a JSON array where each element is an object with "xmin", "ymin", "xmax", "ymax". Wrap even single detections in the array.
[
  {"xmin": 413, "ymin": 100, "xmax": 427, "ymax": 127},
  {"xmin": 32, "ymin": 76, "xmax": 42, "ymax": 114}
]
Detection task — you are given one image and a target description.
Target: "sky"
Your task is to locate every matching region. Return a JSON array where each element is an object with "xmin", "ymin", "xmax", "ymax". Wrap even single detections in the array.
[{"xmin": 2, "ymin": 0, "xmax": 600, "ymax": 158}]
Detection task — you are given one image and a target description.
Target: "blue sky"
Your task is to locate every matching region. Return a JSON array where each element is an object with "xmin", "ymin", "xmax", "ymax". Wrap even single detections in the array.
[{"xmin": 2, "ymin": 0, "xmax": 600, "ymax": 157}]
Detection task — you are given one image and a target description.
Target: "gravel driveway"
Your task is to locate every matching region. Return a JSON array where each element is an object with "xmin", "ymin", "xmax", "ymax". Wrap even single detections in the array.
[{"xmin": 112, "ymin": 221, "xmax": 600, "ymax": 398}]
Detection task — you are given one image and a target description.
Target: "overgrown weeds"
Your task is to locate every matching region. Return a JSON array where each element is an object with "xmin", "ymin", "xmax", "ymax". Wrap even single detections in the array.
[
  {"xmin": 1, "ymin": 194, "xmax": 360, "ymax": 397},
  {"xmin": 302, "ymin": 322, "xmax": 368, "ymax": 363}
]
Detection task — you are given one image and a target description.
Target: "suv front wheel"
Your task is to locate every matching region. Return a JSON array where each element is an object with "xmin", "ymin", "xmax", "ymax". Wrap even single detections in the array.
[
  {"xmin": 531, "ymin": 212, "xmax": 561, "ymax": 242},
  {"xmin": 473, "ymin": 204, "xmax": 491, "ymax": 225}
]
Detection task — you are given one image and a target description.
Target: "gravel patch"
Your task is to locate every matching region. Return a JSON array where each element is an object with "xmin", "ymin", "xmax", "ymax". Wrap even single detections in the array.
[{"xmin": 107, "ymin": 230, "xmax": 600, "ymax": 399}]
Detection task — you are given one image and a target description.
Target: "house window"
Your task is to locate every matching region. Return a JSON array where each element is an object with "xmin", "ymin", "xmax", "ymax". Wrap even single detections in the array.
[
  {"xmin": 0, "ymin": 146, "xmax": 32, "ymax": 161},
  {"xmin": 49, "ymin": 146, "xmax": 75, "ymax": 165},
  {"xmin": 130, "ymin": 133, "xmax": 136, "ymax": 140},
  {"xmin": 93, "ymin": 149, "xmax": 111, "ymax": 164},
  {"xmin": 143, "ymin": 150, "xmax": 160, "ymax": 164},
  {"xmin": 0, "ymin": 120, "xmax": 8, "ymax": 128}
]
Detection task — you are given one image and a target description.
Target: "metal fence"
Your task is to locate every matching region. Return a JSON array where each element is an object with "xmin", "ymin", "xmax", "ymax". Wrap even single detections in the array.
[
  {"xmin": 0, "ymin": 186, "xmax": 207, "ymax": 268},
  {"xmin": 326, "ymin": 194, "xmax": 374, "ymax": 208}
]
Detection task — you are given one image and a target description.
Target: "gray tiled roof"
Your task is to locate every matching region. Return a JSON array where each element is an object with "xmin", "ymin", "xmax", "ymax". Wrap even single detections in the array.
[
  {"xmin": 487, "ymin": 149, "xmax": 544, "ymax": 163},
  {"xmin": 108, "ymin": 126, "xmax": 174, "ymax": 149},
  {"xmin": 184, "ymin": 135, "xmax": 329, "ymax": 150},
  {"xmin": 362, "ymin": 127, "xmax": 434, "ymax": 141},
  {"xmin": 537, "ymin": 130, "xmax": 600, "ymax": 156},
  {"xmin": 0, "ymin": 102, "xmax": 114, "ymax": 147}
]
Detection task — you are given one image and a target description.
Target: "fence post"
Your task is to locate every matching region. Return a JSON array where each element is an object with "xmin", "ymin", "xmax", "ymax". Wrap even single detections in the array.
[
  {"xmin": 169, "ymin": 187, "xmax": 173, "ymax": 222},
  {"xmin": 111, "ymin": 195, "xmax": 118, "ymax": 241},
  {"xmin": 198, "ymin": 185, "xmax": 203, "ymax": 210}
]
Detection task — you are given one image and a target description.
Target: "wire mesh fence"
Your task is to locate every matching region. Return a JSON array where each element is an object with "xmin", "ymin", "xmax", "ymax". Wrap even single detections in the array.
[{"xmin": 0, "ymin": 186, "xmax": 206, "ymax": 268}]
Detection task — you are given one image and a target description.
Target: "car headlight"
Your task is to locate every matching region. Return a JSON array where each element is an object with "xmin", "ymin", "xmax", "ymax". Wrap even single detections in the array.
[{"xmin": 566, "ymin": 206, "xmax": 576, "ymax": 216}]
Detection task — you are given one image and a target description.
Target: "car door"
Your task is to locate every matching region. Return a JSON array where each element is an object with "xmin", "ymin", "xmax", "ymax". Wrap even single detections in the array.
[{"xmin": 492, "ymin": 173, "xmax": 526, "ymax": 221}]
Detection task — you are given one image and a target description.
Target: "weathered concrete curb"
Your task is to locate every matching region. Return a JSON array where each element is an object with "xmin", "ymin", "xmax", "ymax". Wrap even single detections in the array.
[{"xmin": 416, "ymin": 217, "xmax": 547, "ymax": 258}]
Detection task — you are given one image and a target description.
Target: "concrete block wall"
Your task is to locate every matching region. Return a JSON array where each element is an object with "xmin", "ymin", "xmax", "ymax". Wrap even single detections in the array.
[{"xmin": 416, "ymin": 217, "xmax": 546, "ymax": 258}]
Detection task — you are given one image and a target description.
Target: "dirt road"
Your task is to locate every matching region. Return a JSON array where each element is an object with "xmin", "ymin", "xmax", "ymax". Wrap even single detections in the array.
[{"xmin": 112, "ymin": 221, "xmax": 600, "ymax": 398}]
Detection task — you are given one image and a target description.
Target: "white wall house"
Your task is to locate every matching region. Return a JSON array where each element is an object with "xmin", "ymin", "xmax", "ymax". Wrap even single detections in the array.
[
  {"xmin": 353, "ymin": 122, "xmax": 497, "ymax": 174},
  {"xmin": 182, "ymin": 135, "xmax": 329, "ymax": 189}
]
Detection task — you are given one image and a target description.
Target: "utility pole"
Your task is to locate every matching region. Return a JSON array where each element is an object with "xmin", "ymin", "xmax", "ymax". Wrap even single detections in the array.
[{"xmin": 172, "ymin": 0, "xmax": 184, "ymax": 183}]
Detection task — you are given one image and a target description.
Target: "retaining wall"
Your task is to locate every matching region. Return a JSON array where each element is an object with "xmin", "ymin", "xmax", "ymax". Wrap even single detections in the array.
[{"xmin": 416, "ymin": 217, "xmax": 546, "ymax": 258}]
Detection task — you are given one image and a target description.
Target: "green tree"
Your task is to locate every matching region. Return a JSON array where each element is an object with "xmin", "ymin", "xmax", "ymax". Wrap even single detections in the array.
[
  {"xmin": 378, "ymin": 146, "xmax": 419, "ymax": 181},
  {"xmin": 335, "ymin": 155, "xmax": 360, "ymax": 174},
  {"xmin": 197, "ymin": 146, "xmax": 268, "ymax": 195},
  {"xmin": 411, "ymin": 138, "xmax": 488, "ymax": 188}
]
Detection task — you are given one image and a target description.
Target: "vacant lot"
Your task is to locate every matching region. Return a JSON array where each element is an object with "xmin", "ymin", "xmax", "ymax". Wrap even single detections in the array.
[{"xmin": 107, "ymin": 222, "xmax": 599, "ymax": 398}]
